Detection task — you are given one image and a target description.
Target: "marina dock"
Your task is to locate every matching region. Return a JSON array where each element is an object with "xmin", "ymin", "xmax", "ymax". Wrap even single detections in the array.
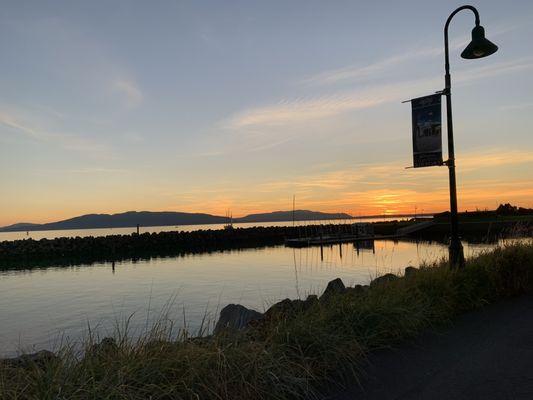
[
  {"xmin": 284, "ymin": 221, "xmax": 404, "ymax": 247},
  {"xmin": 284, "ymin": 234, "xmax": 404, "ymax": 247}
]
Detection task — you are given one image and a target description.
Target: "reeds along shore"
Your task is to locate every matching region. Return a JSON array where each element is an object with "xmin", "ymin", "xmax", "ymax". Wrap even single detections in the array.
[{"xmin": 0, "ymin": 242, "xmax": 532, "ymax": 400}]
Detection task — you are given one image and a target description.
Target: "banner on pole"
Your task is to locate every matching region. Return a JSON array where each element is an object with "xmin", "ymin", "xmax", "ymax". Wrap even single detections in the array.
[{"xmin": 411, "ymin": 94, "xmax": 443, "ymax": 168}]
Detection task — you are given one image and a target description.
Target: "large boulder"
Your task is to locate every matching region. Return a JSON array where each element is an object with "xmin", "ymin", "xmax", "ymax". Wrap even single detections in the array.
[
  {"xmin": 1, "ymin": 350, "xmax": 57, "ymax": 369},
  {"xmin": 404, "ymin": 266, "xmax": 418, "ymax": 278},
  {"xmin": 345, "ymin": 284, "xmax": 368, "ymax": 295},
  {"xmin": 320, "ymin": 278, "xmax": 346, "ymax": 300},
  {"xmin": 264, "ymin": 295, "xmax": 318, "ymax": 320},
  {"xmin": 370, "ymin": 273, "xmax": 399, "ymax": 287},
  {"xmin": 214, "ymin": 304, "xmax": 263, "ymax": 335}
]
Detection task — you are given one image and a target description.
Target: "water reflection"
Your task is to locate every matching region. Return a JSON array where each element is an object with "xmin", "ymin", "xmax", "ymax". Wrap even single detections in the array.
[{"xmin": 0, "ymin": 238, "xmax": 522, "ymax": 356}]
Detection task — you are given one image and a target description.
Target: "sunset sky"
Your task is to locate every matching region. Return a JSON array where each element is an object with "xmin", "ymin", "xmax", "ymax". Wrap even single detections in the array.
[{"xmin": 1, "ymin": 0, "xmax": 532, "ymax": 226}]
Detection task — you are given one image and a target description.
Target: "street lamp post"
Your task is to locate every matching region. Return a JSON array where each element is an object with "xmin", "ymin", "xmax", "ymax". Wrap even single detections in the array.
[{"xmin": 443, "ymin": 5, "xmax": 498, "ymax": 268}]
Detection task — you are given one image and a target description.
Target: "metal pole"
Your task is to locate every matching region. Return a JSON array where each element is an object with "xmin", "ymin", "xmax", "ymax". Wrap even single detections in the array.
[{"xmin": 443, "ymin": 6, "xmax": 478, "ymax": 268}]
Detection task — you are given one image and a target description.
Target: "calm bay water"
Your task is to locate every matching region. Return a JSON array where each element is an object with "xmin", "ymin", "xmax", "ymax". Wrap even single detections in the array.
[{"xmin": 0, "ymin": 236, "xmax": 513, "ymax": 357}]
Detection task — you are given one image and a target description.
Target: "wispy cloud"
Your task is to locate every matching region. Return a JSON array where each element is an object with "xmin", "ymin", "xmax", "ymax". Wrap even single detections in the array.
[
  {"xmin": 6, "ymin": 17, "xmax": 143, "ymax": 112},
  {"xmin": 35, "ymin": 167, "xmax": 128, "ymax": 175},
  {"xmin": 218, "ymin": 22, "xmax": 526, "ymax": 158},
  {"xmin": 225, "ymin": 58, "xmax": 533, "ymax": 131},
  {"xmin": 245, "ymin": 148, "xmax": 533, "ymax": 214},
  {"xmin": 255, "ymin": 148, "xmax": 533, "ymax": 194},
  {"xmin": 499, "ymin": 102, "xmax": 533, "ymax": 111},
  {"xmin": 299, "ymin": 47, "xmax": 442, "ymax": 87},
  {"xmin": 0, "ymin": 110, "xmax": 109, "ymax": 156},
  {"xmin": 112, "ymin": 79, "xmax": 143, "ymax": 108},
  {"xmin": 454, "ymin": 58, "xmax": 533, "ymax": 84},
  {"xmin": 67, "ymin": 167, "xmax": 127, "ymax": 174},
  {"xmin": 226, "ymin": 95, "xmax": 386, "ymax": 129},
  {"xmin": 458, "ymin": 148, "xmax": 533, "ymax": 170},
  {"xmin": 0, "ymin": 112, "xmax": 44, "ymax": 140},
  {"xmin": 300, "ymin": 24, "xmax": 516, "ymax": 87}
]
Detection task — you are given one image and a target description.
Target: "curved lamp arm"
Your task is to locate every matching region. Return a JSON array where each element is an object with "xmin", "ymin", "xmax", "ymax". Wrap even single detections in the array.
[{"xmin": 444, "ymin": 5, "xmax": 480, "ymax": 88}]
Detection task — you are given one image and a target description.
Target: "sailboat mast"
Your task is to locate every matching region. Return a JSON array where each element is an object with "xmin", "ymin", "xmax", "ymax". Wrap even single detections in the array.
[{"xmin": 292, "ymin": 195, "xmax": 295, "ymax": 227}]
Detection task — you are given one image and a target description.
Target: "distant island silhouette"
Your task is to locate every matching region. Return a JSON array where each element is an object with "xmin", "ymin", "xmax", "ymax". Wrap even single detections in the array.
[
  {"xmin": 3, "ymin": 204, "xmax": 530, "ymax": 233},
  {"xmin": 0, "ymin": 210, "xmax": 354, "ymax": 232}
]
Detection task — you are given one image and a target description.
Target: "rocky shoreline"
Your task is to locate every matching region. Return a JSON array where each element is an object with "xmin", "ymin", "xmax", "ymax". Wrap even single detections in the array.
[
  {"xmin": 0, "ymin": 270, "xmax": 412, "ymax": 367},
  {"xmin": 214, "ymin": 273, "xmax": 405, "ymax": 334}
]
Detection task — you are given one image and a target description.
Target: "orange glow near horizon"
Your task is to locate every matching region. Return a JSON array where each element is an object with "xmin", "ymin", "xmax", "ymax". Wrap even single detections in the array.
[
  {"xmin": 1, "ymin": 149, "xmax": 532, "ymax": 227},
  {"xmin": 5, "ymin": 188, "xmax": 533, "ymax": 226}
]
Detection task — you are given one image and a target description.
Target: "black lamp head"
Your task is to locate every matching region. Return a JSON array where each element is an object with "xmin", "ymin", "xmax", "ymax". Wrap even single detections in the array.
[{"xmin": 461, "ymin": 25, "xmax": 498, "ymax": 59}]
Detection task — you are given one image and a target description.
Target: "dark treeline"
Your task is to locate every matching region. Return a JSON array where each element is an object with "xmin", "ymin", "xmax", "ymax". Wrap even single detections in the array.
[
  {"xmin": 0, "ymin": 222, "xmax": 408, "ymax": 270},
  {"xmin": 412, "ymin": 221, "xmax": 532, "ymax": 242},
  {"xmin": 435, "ymin": 203, "xmax": 533, "ymax": 219}
]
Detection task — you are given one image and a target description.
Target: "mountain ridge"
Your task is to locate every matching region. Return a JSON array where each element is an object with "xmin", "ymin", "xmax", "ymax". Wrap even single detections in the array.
[{"xmin": 0, "ymin": 210, "xmax": 353, "ymax": 232}]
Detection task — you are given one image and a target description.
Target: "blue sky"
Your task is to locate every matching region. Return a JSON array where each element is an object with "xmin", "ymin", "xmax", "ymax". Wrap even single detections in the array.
[{"xmin": 1, "ymin": 0, "xmax": 532, "ymax": 225}]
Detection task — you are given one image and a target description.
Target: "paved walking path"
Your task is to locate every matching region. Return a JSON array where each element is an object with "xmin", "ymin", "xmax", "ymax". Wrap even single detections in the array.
[{"xmin": 330, "ymin": 295, "xmax": 533, "ymax": 400}]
